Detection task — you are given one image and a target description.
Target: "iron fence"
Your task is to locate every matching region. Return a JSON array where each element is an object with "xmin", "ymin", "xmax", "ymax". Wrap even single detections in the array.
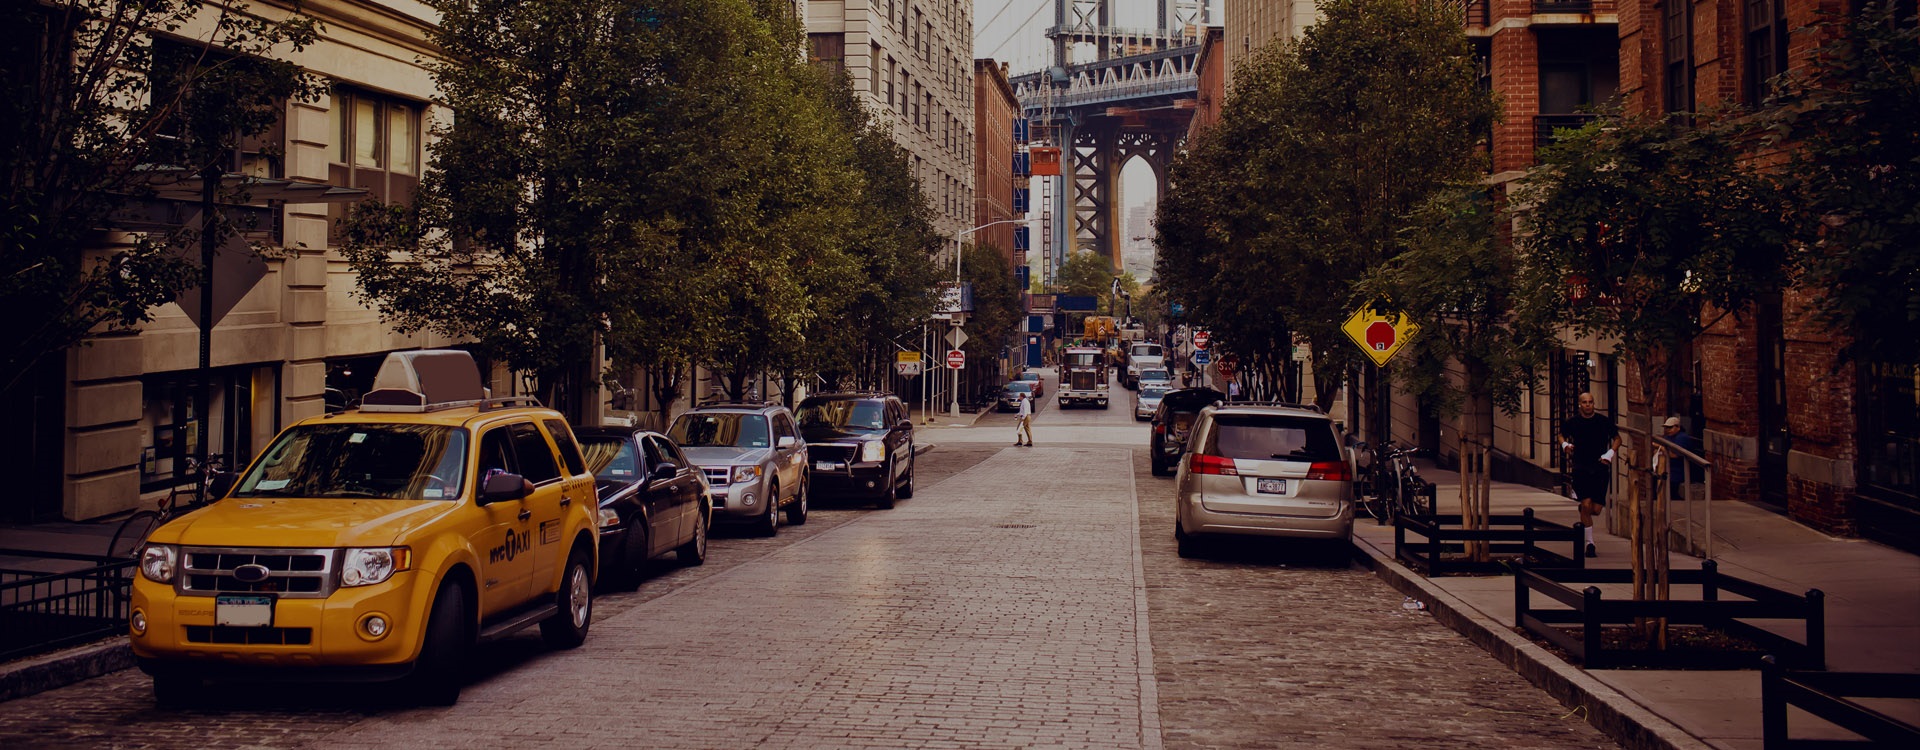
[{"xmin": 0, "ymin": 550, "xmax": 134, "ymax": 662}]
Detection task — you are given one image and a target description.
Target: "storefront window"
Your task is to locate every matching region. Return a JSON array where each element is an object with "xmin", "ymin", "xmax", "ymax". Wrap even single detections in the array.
[
  {"xmin": 1862, "ymin": 362, "xmax": 1919, "ymax": 506},
  {"xmin": 140, "ymin": 366, "xmax": 276, "ymax": 492}
]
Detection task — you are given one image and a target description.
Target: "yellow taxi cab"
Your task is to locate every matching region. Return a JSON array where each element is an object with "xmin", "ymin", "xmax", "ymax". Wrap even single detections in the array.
[{"xmin": 128, "ymin": 350, "xmax": 599, "ymax": 706}]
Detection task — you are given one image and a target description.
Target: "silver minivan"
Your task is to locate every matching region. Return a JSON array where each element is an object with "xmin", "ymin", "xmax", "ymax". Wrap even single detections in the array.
[{"xmin": 1173, "ymin": 403, "xmax": 1354, "ymax": 557}]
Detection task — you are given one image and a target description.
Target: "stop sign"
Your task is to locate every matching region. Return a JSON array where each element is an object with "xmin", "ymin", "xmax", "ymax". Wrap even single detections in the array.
[
  {"xmin": 1193, "ymin": 330, "xmax": 1210, "ymax": 350},
  {"xmin": 947, "ymin": 350, "xmax": 966, "ymax": 369}
]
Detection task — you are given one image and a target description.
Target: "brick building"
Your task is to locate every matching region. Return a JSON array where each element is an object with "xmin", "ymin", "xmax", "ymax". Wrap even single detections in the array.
[{"xmin": 974, "ymin": 60, "xmax": 1019, "ymax": 265}]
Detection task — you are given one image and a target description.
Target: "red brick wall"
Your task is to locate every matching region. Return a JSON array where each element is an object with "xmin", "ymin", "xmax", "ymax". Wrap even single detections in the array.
[{"xmin": 1489, "ymin": 26, "xmax": 1538, "ymax": 174}]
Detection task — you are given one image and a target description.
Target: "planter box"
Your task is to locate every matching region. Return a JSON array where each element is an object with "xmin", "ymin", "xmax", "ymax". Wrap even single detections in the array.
[
  {"xmin": 1515, "ymin": 560, "xmax": 1825, "ymax": 669},
  {"xmin": 1762, "ymin": 656, "xmax": 1920, "ymax": 748},
  {"xmin": 1394, "ymin": 508, "xmax": 1586, "ymax": 576}
]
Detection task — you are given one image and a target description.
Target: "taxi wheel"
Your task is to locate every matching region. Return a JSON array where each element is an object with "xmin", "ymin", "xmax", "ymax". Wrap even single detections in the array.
[
  {"xmin": 677, "ymin": 505, "xmax": 708, "ymax": 566},
  {"xmin": 540, "ymin": 548, "xmax": 593, "ymax": 650},
  {"xmin": 786, "ymin": 478, "xmax": 808, "ymax": 526},
  {"xmin": 411, "ymin": 581, "xmax": 471, "ymax": 706},
  {"xmin": 896, "ymin": 455, "xmax": 915, "ymax": 499}
]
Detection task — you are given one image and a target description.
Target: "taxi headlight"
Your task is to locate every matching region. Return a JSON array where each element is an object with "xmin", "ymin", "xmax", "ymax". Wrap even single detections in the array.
[
  {"xmin": 860, "ymin": 440, "xmax": 886, "ymax": 463},
  {"xmin": 341, "ymin": 547, "xmax": 411, "ymax": 587},
  {"xmin": 139, "ymin": 544, "xmax": 177, "ymax": 584},
  {"xmin": 730, "ymin": 465, "xmax": 761, "ymax": 484}
]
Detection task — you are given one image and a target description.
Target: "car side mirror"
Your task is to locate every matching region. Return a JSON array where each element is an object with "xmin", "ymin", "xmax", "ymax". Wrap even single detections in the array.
[
  {"xmin": 648, "ymin": 462, "xmax": 678, "ymax": 485},
  {"xmin": 208, "ymin": 472, "xmax": 238, "ymax": 500},
  {"xmin": 479, "ymin": 472, "xmax": 533, "ymax": 505},
  {"xmin": 896, "ymin": 420, "xmax": 913, "ymax": 431},
  {"xmin": 777, "ymin": 436, "xmax": 796, "ymax": 449}
]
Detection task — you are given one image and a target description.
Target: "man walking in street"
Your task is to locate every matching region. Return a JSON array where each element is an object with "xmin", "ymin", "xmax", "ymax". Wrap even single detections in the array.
[
  {"xmin": 1559, "ymin": 392, "xmax": 1619, "ymax": 558},
  {"xmin": 1014, "ymin": 392, "xmax": 1035, "ymax": 446}
]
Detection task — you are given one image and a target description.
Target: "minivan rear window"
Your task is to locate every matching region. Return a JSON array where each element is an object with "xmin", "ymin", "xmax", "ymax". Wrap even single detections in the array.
[{"xmin": 1203, "ymin": 415, "xmax": 1340, "ymax": 462}]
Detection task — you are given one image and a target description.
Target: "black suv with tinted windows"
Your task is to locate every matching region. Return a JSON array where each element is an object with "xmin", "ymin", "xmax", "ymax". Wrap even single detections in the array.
[
  {"xmin": 1150, "ymin": 387, "xmax": 1225, "ymax": 476},
  {"xmin": 795, "ymin": 393, "xmax": 915, "ymax": 508}
]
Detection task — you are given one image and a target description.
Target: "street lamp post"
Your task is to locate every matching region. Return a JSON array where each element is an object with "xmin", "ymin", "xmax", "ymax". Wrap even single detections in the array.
[{"xmin": 947, "ymin": 219, "xmax": 1028, "ymax": 417}]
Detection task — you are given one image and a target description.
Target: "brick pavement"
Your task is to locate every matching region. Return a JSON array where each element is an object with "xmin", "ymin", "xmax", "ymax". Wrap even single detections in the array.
[{"xmin": 318, "ymin": 445, "xmax": 1160, "ymax": 749}]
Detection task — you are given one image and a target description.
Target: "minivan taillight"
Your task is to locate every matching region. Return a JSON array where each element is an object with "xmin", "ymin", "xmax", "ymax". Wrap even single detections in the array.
[
  {"xmin": 1306, "ymin": 461, "xmax": 1352, "ymax": 481},
  {"xmin": 1190, "ymin": 454, "xmax": 1238, "ymax": 476}
]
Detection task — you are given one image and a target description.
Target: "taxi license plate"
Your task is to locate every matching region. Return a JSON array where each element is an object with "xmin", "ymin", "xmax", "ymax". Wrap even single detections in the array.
[
  {"xmin": 215, "ymin": 594, "xmax": 275, "ymax": 627},
  {"xmin": 815, "ymin": 460, "xmax": 840, "ymax": 471},
  {"xmin": 1256, "ymin": 478, "xmax": 1288, "ymax": 495}
]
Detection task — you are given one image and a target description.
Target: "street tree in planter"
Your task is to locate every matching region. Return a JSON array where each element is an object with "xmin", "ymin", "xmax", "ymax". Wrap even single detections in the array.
[
  {"xmin": 1, "ymin": 0, "xmax": 317, "ymax": 392},
  {"xmin": 1362, "ymin": 187, "xmax": 1552, "ymax": 557},
  {"xmin": 1512, "ymin": 113, "xmax": 1793, "ymax": 630}
]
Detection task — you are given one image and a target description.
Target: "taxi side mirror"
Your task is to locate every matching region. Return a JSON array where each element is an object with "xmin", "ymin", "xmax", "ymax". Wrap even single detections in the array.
[{"xmin": 479, "ymin": 473, "xmax": 533, "ymax": 505}]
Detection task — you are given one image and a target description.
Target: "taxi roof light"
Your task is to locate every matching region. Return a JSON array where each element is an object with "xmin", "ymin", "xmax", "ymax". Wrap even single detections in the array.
[{"xmin": 359, "ymin": 350, "xmax": 489, "ymax": 413}]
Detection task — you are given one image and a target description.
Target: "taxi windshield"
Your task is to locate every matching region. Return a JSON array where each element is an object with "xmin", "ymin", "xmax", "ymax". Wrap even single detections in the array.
[
  {"xmin": 797, "ymin": 400, "xmax": 887, "ymax": 430},
  {"xmin": 669, "ymin": 413, "xmax": 770, "ymax": 448},
  {"xmin": 231, "ymin": 424, "xmax": 469, "ymax": 500}
]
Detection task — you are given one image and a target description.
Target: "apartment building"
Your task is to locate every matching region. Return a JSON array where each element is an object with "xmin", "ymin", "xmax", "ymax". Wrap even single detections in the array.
[
  {"xmin": 806, "ymin": 1, "xmax": 977, "ymax": 256},
  {"xmin": 973, "ymin": 59, "xmax": 1020, "ymax": 265}
]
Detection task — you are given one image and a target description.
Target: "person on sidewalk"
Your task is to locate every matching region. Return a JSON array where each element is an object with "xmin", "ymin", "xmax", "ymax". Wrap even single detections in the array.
[
  {"xmin": 1559, "ymin": 392, "xmax": 1619, "ymax": 558},
  {"xmin": 1014, "ymin": 392, "xmax": 1035, "ymax": 447},
  {"xmin": 1657, "ymin": 415, "xmax": 1704, "ymax": 500}
]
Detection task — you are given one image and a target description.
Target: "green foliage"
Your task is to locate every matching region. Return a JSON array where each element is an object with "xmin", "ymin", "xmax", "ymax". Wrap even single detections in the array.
[
  {"xmin": 1760, "ymin": 1, "xmax": 1920, "ymax": 365},
  {"xmin": 1053, "ymin": 249, "xmax": 1113, "ymax": 298},
  {"xmin": 1155, "ymin": 0, "xmax": 1496, "ymax": 403},
  {"xmin": 960, "ymin": 244, "xmax": 1023, "ymax": 363},
  {"xmin": 1, "ymin": 0, "xmax": 319, "ymax": 391},
  {"xmin": 1511, "ymin": 114, "xmax": 1793, "ymax": 363}
]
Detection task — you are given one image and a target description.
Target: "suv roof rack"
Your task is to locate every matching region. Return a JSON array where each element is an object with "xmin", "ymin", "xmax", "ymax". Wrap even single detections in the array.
[
  {"xmin": 693, "ymin": 398, "xmax": 782, "ymax": 408},
  {"xmin": 1221, "ymin": 400, "xmax": 1325, "ymax": 414},
  {"xmin": 478, "ymin": 396, "xmax": 544, "ymax": 412}
]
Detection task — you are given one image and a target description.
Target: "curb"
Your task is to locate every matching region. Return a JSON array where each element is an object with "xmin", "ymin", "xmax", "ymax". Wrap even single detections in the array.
[
  {"xmin": 1348, "ymin": 536, "xmax": 1714, "ymax": 750},
  {"xmin": 0, "ymin": 638, "xmax": 133, "ymax": 703}
]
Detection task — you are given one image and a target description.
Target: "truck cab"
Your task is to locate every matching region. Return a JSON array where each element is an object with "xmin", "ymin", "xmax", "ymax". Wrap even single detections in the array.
[
  {"xmin": 1059, "ymin": 346, "xmax": 1110, "ymax": 409},
  {"xmin": 128, "ymin": 350, "xmax": 600, "ymax": 706}
]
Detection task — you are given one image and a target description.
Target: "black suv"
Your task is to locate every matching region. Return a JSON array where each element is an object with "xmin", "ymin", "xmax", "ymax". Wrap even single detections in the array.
[
  {"xmin": 796, "ymin": 393, "xmax": 915, "ymax": 508},
  {"xmin": 1150, "ymin": 387, "xmax": 1225, "ymax": 476}
]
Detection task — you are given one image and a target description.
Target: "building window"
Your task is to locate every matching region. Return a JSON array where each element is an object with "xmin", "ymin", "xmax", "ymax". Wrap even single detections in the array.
[
  {"xmin": 1664, "ymin": 0, "xmax": 1693, "ymax": 115},
  {"xmin": 1862, "ymin": 362, "xmax": 1920, "ymax": 509},
  {"xmin": 870, "ymin": 43, "xmax": 882, "ymax": 95},
  {"xmin": 808, "ymin": 33, "xmax": 845, "ymax": 75},
  {"xmin": 328, "ymin": 87, "xmax": 422, "ymax": 241},
  {"xmin": 1744, "ymin": 0, "xmax": 1789, "ymax": 105}
]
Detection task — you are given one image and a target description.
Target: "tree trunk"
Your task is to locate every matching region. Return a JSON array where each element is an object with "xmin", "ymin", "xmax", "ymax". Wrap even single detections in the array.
[{"xmin": 651, "ymin": 362, "xmax": 683, "ymax": 431}]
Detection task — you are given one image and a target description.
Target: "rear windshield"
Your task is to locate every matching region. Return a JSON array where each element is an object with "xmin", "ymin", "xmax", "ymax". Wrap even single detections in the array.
[{"xmin": 1202, "ymin": 415, "xmax": 1341, "ymax": 462}]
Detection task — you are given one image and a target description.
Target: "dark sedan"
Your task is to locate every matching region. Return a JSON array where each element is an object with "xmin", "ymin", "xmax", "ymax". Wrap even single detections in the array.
[
  {"xmin": 1014, "ymin": 370, "xmax": 1045, "ymax": 399},
  {"xmin": 797, "ymin": 393, "xmax": 915, "ymax": 508},
  {"xmin": 997, "ymin": 381, "xmax": 1037, "ymax": 412},
  {"xmin": 1150, "ymin": 387, "xmax": 1226, "ymax": 476},
  {"xmin": 576, "ymin": 427, "xmax": 709, "ymax": 586}
]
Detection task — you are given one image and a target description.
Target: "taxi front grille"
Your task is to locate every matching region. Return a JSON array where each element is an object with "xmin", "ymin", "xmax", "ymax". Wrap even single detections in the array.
[
  {"xmin": 184, "ymin": 626, "xmax": 313, "ymax": 645},
  {"xmin": 179, "ymin": 547, "xmax": 336, "ymax": 599}
]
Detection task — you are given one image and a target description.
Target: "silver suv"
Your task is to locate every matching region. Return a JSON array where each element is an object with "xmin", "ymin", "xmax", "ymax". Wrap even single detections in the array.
[
  {"xmin": 667, "ymin": 403, "xmax": 808, "ymax": 536},
  {"xmin": 1173, "ymin": 403, "xmax": 1354, "ymax": 557}
]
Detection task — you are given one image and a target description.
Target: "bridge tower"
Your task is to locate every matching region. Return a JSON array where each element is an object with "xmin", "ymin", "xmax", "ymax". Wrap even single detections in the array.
[{"xmin": 1021, "ymin": 1, "xmax": 1211, "ymax": 278}]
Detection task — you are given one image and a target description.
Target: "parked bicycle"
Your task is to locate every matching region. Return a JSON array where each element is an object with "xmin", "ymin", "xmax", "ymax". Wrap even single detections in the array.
[
  {"xmin": 1354, "ymin": 441, "xmax": 1432, "ymax": 525},
  {"xmin": 108, "ymin": 454, "xmax": 227, "ymax": 559}
]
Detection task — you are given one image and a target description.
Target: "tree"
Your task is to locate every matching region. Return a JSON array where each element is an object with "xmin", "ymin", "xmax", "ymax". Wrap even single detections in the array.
[
  {"xmin": 1512, "ymin": 113, "xmax": 1792, "ymax": 614},
  {"xmin": 1, "ymin": 0, "xmax": 318, "ymax": 391},
  {"xmin": 960, "ymin": 243, "xmax": 1022, "ymax": 369},
  {"xmin": 1760, "ymin": 1, "xmax": 1920, "ymax": 366},
  {"xmin": 1155, "ymin": 0, "xmax": 1496, "ymax": 410}
]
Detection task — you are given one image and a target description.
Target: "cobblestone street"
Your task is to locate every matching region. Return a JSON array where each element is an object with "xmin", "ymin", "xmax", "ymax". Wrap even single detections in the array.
[{"xmin": 0, "ymin": 399, "xmax": 1613, "ymax": 748}]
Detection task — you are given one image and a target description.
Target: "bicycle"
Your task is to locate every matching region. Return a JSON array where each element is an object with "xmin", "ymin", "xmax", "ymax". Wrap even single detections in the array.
[
  {"xmin": 1355, "ymin": 441, "xmax": 1429, "ymax": 525},
  {"xmin": 109, "ymin": 454, "xmax": 226, "ymax": 559}
]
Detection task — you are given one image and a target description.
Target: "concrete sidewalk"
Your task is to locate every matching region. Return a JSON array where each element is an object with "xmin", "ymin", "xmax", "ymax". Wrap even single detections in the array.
[{"xmin": 1351, "ymin": 464, "xmax": 1920, "ymax": 750}]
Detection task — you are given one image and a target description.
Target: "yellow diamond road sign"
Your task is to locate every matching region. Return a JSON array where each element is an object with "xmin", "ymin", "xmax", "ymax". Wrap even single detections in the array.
[{"xmin": 1342, "ymin": 307, "xmax": 1419, "ymax": 368}]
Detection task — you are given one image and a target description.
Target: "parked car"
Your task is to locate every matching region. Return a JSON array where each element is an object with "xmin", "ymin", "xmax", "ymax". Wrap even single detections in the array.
[
  {"xmin": 667, "ymin": 403, "xmax": 807, "ymax": 536},
  {"xmin": 796, "ymin": 393, "xmax": 915, "ymax": 508},
  {"xmin": 575, "ymin": 427, "xmax": 709, "ymax": 586},
  {"xmin": 1014, "ymin": 370, "xmax": 1045, "ymax": 399},
  {"xmin": 1125, "ymin": 351, "xmax": 1166, "ymax": 389},
  {"xmin": 1134, "ymin": 384, "xmax": 1169, "ymax": 421},
  {"xmin": 1173, "ymin": 402, "xmax": 1354, "ymax": 558},
  {"xmin": 998, "ymin": 381, "xmax": 1038, "ymax": 412},
  {"xmin": 1150, "ymin": 387, "xmax": 1225, "ymax": 476},
  {"xmin": 1137, "ymin": 368, "xmax": 1174, "ymax": 391}
]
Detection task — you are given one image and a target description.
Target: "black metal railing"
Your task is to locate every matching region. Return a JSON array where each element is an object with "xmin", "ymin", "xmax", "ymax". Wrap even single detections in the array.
[
  {"xmin": 1535, "ymin": 113, "xmax": 1599, "ymax": 149},
  {"xmin": 1395, "ymin": 508, "xmax": 1587, "ymax": 576},
  {"xmin": 0, "ymin": 551, "xmax": 134, "ymax": 662},
  {"xmin": 1533, "ymin": 0, "xmax": 1595, "ymax": 13},
  {"xmin": 1515, "ymin": 560, "xmax": 1825, "ymax": 669},
  {"xmin": 1762, "ymin": 656, "xmax": 1920, "ymax": 749}
]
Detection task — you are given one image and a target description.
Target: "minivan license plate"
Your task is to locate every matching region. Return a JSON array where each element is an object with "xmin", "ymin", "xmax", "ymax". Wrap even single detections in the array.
[
  {"xmin": 215, "ymin": 594, "xmax": 274, "ymax": 627},
  {"xmin": 1256, "ymin": 478, "xmax": 1288, "ymax": 495}
]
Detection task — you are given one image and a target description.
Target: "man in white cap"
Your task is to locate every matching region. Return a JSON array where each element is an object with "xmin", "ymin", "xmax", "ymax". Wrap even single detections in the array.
[{"xmin": 1658, "ymin": 415, "xmax": 1704, "ymax": 499}]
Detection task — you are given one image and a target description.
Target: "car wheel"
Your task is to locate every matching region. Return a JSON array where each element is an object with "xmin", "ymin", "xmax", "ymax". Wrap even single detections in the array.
[
  {"xmin": 1175, "ymin": 522, "xmax": 1203, "ymax": 559},
  {"xmin": 897, "ymin": 453, "xmax": 915, "ymax": 499},
  {"xmin": 786, "ymin": 477, "xmax": 808, "ymax": 526},
  {"xmin": 877, "ymin": 476, "xmax": 897, "ymax": 510},
  {"xmin": 1151, "ymin": 458, "xmax": 1170, "ymax": 477},
  {"xmin": 612, "ymin": 524, "xmax": 648, "ymax": 589},
  {"xmin": 677, "ymin": 504, "xmax": 708, "ymax": 566},
  {"xmin": 408, "ymin": 581, "xmax": 472, "ymax": 706},
  {"xmin": 539, "ymin": 548, "xmax": 593, "ymax": 650},
  {"xmin": 758, "ymin": 483, "xmax": 780, "ymax": 537}
]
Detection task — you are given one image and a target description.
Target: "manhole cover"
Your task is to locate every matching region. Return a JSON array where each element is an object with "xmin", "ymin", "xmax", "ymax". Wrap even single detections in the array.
[{"xmin": 994, "ymin": 524, "xmax": 1036, "ymax": 529}]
